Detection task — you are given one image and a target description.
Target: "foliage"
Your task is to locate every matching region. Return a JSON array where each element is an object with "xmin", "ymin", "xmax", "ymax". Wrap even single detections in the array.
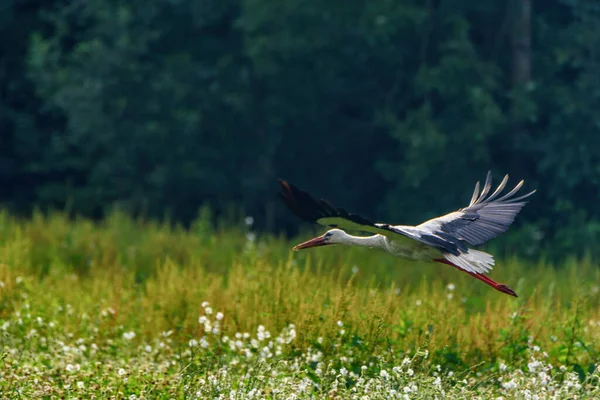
[
  {"xmin": 0, "ymin": 0, "xmax": 599, "ymax": 257},
  {"xmin": 0, "ymin": 211, "xmax": 600, "ymax": 397}
]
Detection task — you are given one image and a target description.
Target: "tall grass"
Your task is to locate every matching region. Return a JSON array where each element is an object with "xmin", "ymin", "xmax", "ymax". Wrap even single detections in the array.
[{"xmin": 0, "ymin": 210, "xmax": 598, "ymax": 398}]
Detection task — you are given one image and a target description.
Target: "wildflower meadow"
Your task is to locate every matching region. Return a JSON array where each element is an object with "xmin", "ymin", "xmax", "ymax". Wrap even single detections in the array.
[{"xmin": 0, "ymin": 210, "xmax": 599, "ymax": 399}]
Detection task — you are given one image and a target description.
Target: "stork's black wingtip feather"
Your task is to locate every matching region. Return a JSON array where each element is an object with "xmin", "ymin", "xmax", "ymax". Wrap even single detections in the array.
[
  {"xmin": 278, "ymin": 178, "xmax": 290, "ymax": 190},
  {"xmin": 276, "ymin": 178, "xmax": 379, "ymax": 230},
  {"xmin": 279, "ymin": 179, "xmax": 298, "ymax": 200},
  {"xmin": 277, "ymin": 179, "xmax": 320, "ymax": 224}
]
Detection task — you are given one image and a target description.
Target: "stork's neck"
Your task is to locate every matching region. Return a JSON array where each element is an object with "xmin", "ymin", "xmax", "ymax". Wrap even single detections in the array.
[{"xmin": 341, "ymin": 233, "xmax": 387, "ymax": 249}]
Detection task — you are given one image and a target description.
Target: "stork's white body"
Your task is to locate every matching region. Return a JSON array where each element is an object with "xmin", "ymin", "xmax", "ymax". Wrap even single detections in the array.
[
  {"xmin": 382, "ymin": 233, "xmax": 440, "ymax": 260},
  {"xmin": 360, "ymin": 231, "xmax": 439, "ymax": 260},
  {"xmin": 335, "ymin": 232, "xmax": 438, "ymax": 259},
  {"xmin": 320, "ymin": 228, "xmax": 494, "ymax": 273}
]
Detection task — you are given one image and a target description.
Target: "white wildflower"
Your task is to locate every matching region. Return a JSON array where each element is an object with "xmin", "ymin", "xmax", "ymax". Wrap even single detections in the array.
[
  {"xmin": 528, "ymin": 359, "xmax": 541, "ymax": 372},
  {"xmin": 502, "ymin": 379, "xmax": 517, "ymax": 390},
  {"xmin": 66, "ymin": 364, "xmax": 78, "ymax": 373}
]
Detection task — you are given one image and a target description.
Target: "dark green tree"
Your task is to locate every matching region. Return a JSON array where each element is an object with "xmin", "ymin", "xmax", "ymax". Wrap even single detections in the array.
[{"xmin": 0, "ymin": 0, "xmax": 593, "ymax": 257}]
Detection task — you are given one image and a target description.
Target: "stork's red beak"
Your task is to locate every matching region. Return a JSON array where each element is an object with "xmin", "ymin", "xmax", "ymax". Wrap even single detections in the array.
[{"xmin": 293, "ymin": 235, "xmax": 329, "ymax": 251}]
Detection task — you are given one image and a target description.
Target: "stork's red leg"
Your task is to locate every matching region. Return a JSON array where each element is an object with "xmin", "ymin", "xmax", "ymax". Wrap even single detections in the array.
[{"xmin": 433, "ymin": 258, "xmax": 518, "ymax": 298}]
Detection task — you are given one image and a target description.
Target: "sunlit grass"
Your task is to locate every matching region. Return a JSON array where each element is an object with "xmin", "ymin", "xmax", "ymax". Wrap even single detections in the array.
[{"xmin": 0, "ymin": 209, "xmax": 599, "ymax": 398}]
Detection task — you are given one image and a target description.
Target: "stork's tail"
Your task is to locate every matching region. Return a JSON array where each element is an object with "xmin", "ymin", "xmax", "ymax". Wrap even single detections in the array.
[{"xmin": 443, "ymin": 249, "xmax": 495, "ymax": 274}]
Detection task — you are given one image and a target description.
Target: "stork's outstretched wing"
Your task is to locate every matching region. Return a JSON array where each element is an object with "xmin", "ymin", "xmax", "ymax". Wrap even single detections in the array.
[
  {"xmin": 416, "ymin": 171, "xmax": 535, "ymax": 246},
  {"xmin": 278, "ymin": 179, "xmax": 463, "ymax": 255}
]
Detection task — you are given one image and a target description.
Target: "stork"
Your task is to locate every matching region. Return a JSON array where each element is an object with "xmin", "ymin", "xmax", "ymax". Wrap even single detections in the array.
[{"xmin": 279, "ymin": 172, "xmax": 535, "ymax": 298}]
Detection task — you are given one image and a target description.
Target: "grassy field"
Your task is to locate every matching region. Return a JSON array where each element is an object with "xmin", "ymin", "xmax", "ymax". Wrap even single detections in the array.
[{"xmin": 0, "ymin": 210, "xmax": 599, "ymax": 399}]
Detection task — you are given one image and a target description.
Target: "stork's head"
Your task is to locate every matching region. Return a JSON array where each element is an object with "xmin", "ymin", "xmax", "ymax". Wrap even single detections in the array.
[{"xmin": 292, "ymin": 228, "xmax": 346, "ymax": 250}]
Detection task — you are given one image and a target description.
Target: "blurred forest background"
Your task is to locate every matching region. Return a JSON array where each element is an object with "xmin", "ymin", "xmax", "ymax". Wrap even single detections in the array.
[{"xmin": 0, "ymin": 0, "xmax": 599, "ymax": 258}]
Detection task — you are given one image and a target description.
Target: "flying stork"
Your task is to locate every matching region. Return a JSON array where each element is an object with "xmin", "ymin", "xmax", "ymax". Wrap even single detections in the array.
[{"xmin": 279, "ymin": 172, "xmax": 535, "ymax": 298}]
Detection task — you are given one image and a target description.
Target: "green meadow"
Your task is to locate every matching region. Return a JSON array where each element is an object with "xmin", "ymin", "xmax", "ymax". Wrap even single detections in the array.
[{"xmin": 0, "ymin": 210, "xmax": 598, "ymax": 399}]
